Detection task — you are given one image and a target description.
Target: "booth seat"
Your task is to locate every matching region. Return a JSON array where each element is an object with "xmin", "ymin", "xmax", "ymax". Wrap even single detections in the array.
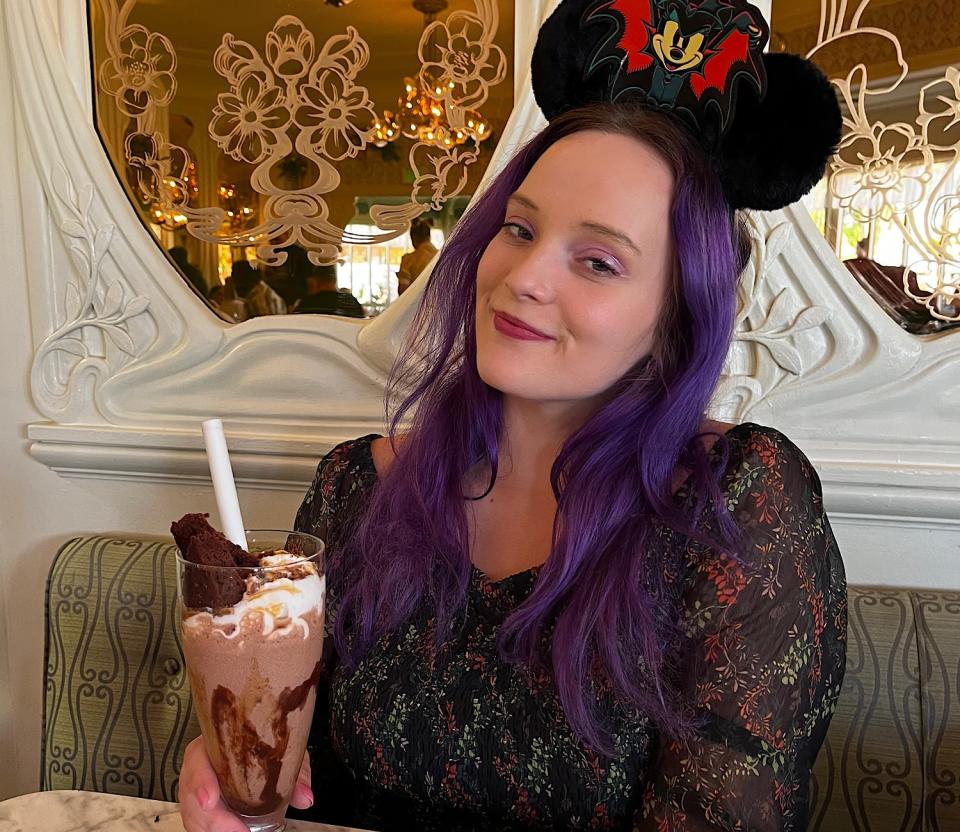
[{"xmin": 41, "ymin": 535, "xmax": 960, "ymax": 829}]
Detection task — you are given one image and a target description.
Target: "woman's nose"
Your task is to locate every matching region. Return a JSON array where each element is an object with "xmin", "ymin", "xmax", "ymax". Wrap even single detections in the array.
[{"xmin": 502, "ymin": 246, "xmax": 557, "ymax": 303}]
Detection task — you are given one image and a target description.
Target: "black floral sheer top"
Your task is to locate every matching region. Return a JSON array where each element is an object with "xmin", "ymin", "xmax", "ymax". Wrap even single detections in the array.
[{"xmin": 293, "ymin": 424, "xmax": 847, "ymax": 831}]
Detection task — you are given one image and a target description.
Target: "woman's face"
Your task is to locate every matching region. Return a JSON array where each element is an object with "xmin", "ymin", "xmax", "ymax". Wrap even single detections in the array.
[{"xmin": 475, "ymin": 130, "xmax": 675, "ymax": 408}]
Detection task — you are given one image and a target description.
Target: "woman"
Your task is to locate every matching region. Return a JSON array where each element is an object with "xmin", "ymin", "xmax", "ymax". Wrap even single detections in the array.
[{"xmin": 179, "ymin": 3, "xmax": 846, "ymax": 830}]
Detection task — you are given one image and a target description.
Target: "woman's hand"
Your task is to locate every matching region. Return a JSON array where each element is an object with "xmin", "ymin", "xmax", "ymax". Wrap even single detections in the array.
[{"xmin": 179, "ymin": 736, "xmax": 314, "ymax": 831}]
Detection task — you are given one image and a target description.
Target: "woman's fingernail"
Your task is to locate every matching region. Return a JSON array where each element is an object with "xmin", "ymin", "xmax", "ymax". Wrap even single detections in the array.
[
  {"xmin": 303, "ymin": 786, "xmax": 314, "ymax": 807},
  {"xmin": 197, "ymin": 786, "xmax": 210, "ymax": 810}
]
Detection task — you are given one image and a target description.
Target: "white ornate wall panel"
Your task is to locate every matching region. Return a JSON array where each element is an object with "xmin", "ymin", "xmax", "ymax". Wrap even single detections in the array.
[{"xmin": 4, "ymin": 0, "xmax": 959, "ymax": 534}]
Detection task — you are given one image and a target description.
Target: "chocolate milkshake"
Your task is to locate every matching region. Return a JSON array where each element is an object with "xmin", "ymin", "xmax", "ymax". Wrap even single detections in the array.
[{"xmin": 173, "ymin": 516, "xmax": 325, "ymax": 832}]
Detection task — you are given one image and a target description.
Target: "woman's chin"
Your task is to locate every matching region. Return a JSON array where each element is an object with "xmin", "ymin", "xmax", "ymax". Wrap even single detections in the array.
[
  {"xmin": 478, "ymin": 368, "xmax": 557, "ymax": 402},
  {"xmin": 477, "ymin": 362, "xmax": 534, "ymax": 397}
]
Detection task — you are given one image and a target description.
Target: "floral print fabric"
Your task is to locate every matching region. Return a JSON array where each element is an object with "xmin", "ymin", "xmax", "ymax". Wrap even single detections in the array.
[{"xmin": 294, "ymin": 424, "xmax": 847, "ymax": 831}]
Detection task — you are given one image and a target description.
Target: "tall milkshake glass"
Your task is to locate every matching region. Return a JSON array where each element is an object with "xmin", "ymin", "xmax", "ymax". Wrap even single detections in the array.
[{"xmin": 177, "ymin": 530, "xmax": 325, "ymax": 832}]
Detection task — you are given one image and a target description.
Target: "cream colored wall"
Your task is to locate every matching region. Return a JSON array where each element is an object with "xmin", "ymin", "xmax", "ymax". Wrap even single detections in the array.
[{"xmin": 0, "ymin": 539, "xmax": 13, "ymax": 795}]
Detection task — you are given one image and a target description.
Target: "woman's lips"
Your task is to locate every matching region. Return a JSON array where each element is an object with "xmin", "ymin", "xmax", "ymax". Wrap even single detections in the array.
[{"xmin": 493, "ymin": 311, "xmax": 555, "ymax": 342}]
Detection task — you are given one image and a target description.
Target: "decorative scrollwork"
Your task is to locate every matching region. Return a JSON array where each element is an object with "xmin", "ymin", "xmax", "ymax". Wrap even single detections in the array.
[
  {"xmin": 93, "ymin": 1, "xmax": 506, "ymax": 267},
  {"xmin": 30, "ymin": 165, "xmax": 154, "ymax": 419},
  {"xmin": 717, "ymin": 217, "xmax": 832, "ymax": 419},
  {"xmin": 419, "ymin": 0, "xmax": 507, "ymax": 111}
]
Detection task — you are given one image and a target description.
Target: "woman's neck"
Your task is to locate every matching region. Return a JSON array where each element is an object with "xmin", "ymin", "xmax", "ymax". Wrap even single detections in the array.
[{"xmin": 493, "ymin": 395, "xmax": 599, "ymax": 486}]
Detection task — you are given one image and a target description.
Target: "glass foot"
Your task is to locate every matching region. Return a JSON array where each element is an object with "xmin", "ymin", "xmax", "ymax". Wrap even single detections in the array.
[{"xmin": 237, "ymin": 805, "xmax": 289, "ymax": 831}]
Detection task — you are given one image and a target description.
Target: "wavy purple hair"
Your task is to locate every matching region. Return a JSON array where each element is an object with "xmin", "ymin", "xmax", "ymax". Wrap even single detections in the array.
[{"xmin": 333, "ymin": 104, "xmax": 746, "ymax": 753}]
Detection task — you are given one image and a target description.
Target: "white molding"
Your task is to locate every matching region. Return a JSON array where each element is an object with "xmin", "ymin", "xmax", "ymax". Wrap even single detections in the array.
[
  {"xmin": 4, "ymin": 0, "xmax": 959, "ymax": 533},
  {"xmin": 25, "ymin": 423, "xmax": 960, "ymax": 523},
  {"xmin": 26, "ymin": 423, "xmax": 341, "ymax": 491}
]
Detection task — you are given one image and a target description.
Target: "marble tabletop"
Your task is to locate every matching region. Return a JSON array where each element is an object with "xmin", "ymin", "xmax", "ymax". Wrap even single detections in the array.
[{"xmin": 0, "ymin": 790, "xmax": 367, "ymax": 832}]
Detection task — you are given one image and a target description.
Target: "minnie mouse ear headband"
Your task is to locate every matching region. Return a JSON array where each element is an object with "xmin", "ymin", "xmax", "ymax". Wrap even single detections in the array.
[{"xmin": 531, "ymin": 0, "xmax": 842, "ymax": 211}]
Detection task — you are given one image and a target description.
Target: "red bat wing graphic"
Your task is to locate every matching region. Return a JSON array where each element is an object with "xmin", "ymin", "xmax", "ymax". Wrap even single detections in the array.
[
  {"xmin": 690, "ymin": 29, "xmax": 751, "ymax": 98},
  {"xmin": 601, "ymin": 0, "xmax": 656, "ymax": 73}
]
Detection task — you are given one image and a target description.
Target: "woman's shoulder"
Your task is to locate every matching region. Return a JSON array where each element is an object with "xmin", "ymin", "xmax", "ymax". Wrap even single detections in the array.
[
  {"xmin": 680, "ymin": 422, "xmax": 842, "ymax": 610},
  {"xmin": 720, "ymin": 421, "xmax": 822, "ymax": 501},
  {"xmin": 369, "ymin": 433, "xmax": 414, "ymax": 478},
  {"xmin": 304, "ymin": 434, "xmax": 381, "ymax": 506},
  {"xmin": 676, "ymin": 421, "xmax": 819, "ymax": 507},
  {"xmin": 324, "ymin": 433, "xmax": 381, "ymax": 471},
  {"xmin": 702, "ymin": 423, "xmax": 836, "ymax": 572},
  {"xmin": 317, "ymin": 434, "xmax": 382, "ymax": 493},
  {"xmin": 294, "ymin": 434, "xmax": 381, "ymax": 539}
]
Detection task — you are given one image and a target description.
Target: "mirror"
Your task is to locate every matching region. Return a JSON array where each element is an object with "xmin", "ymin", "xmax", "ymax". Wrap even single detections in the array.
[
  {"xmin": 88, "ymin": 0, "xmax": 515, "ymax": 320},
  {"xmin": 774, "ymin": 0, "xmax": 960, "ymax": 335}
]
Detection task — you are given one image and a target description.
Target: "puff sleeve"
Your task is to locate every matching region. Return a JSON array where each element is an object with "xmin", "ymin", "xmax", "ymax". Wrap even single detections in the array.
[{"xmin": 638, "ymin": 428, "xmax": 847, "ymax": 831}]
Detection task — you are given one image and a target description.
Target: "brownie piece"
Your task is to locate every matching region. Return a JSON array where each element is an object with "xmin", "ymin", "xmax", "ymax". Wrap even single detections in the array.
[
  {"xmin": 171, "ymin": 513, "xmax": 251, "ymax": 609},
  {"xmin": 170, "ymin": 513, "xmax": 213, "ymax": 557}
]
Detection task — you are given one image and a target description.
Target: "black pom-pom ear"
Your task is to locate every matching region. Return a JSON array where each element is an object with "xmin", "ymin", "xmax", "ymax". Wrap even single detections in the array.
[
  {"xmin": 531, "ymin": 0, "xmax": 611, "ymax": 121},
  {"xmin": 716, "ymin": 52, "xmax": 842, "ymax": 211}
]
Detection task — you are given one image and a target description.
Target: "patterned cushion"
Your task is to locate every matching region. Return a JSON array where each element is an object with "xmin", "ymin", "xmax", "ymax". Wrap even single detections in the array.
[
  {"xmin": 914, "ymin": 591, "xmax": 960, "ymax": 828},
  {"xmin": 810, "ymin": 586, "xmax": 960, "ymax": 831},
  {"xmin": 41, "ymin": 536, "xmax": 199, "ymax": 800},
  {"xmin": 41, "ymin": 537, "xmax": 960, "ymax": 827}
]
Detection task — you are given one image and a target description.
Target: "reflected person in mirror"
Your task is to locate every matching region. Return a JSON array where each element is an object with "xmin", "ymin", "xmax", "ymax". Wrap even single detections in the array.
[
  {"xmin": 293, "ymin": 263, "xmax": 364, "ymax": 318},
  {"xmin": 208, "ymin": 279, "xmax": 248, "ymax": 323},
  {"xmin": 397, "ymin": 218, "xmax": 438, "ymax": 295},
  {"xmin": 179, "ymin": 1, "xmax": 847, "ymax": 830},
  {"xmin": 169, "ymin": 246, "xmax": 207, "ymax": 296},
  {"xmin": 231, "ymin": 260, "xmax": 286, "ymax": 318}
]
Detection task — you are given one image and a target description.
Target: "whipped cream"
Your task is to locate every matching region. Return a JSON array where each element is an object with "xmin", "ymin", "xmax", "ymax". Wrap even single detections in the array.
[{"xmin": 185, "ymin": 552, "xmax": 325, "ymax": 639}]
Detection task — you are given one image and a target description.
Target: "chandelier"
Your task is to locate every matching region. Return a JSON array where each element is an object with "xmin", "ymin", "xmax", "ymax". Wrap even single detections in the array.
[
  {"xmin": 147, "ymin": 162, "xmax": 199, "ymax": 230},
  {"xmin": 369, "ymin": 0, "xmax": 492, "ymax": 150},
  {"xmin": 218, "ymin": 183, "xmax": 257, "ymax": 234}
]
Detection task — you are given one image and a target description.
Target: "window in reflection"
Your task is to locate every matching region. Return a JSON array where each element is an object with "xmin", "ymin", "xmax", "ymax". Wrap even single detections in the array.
[
  {"xmin": 805, "ymin": 159, "xmax": 960, "ymax": 334},
  {"xmin": 340, "ymin": 222, "xmax": 444, "ymax": 314}
]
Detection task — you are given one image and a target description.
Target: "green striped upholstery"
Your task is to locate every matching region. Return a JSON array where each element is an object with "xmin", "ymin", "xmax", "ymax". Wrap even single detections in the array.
[
  {"xmin": 41, "ymin": 537, "xmax": 960, "ymax": 828},
  {"xmin": 41, "ymin": 536, "xmax": 199, "ymax": 800}
]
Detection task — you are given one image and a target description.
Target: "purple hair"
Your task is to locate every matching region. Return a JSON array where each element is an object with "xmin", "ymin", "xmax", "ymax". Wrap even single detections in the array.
[{"xmin": 333, "ymin": 104, "xmax": 745, "ymax": 753}]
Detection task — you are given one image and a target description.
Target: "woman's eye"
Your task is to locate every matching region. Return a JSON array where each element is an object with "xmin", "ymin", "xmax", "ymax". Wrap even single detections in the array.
[
  {"xmin": 502, "ymin": 222, "xmax": 533, "ymax": 241},
  {"xmin": 584, "ymin": 257, "xmax": 620, "ymax": 276}
]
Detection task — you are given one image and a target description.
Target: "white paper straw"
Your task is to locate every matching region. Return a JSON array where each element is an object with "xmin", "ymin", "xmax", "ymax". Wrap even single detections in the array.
[{"xmin": 202, "ymin": 418, "xmax": 248, "ymax": 549}]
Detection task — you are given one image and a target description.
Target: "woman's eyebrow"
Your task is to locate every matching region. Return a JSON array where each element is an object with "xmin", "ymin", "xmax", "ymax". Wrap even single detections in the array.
[
  {"xmin": 507, "ymin": 193, "xmax": 538, "ymax": 211},
  {"xmin": 507, "ymin": 192, "xmax": 642, "ymax": 255},
  {"xmin": 579, "ymin": 222, "xmax": 642, "ymax": 256}
]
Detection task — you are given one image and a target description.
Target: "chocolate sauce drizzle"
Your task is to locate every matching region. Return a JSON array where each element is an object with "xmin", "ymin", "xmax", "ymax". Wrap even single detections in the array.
[{"xmin": 211, "ymin": 660, "xmax": 323, "ymax": 814}]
